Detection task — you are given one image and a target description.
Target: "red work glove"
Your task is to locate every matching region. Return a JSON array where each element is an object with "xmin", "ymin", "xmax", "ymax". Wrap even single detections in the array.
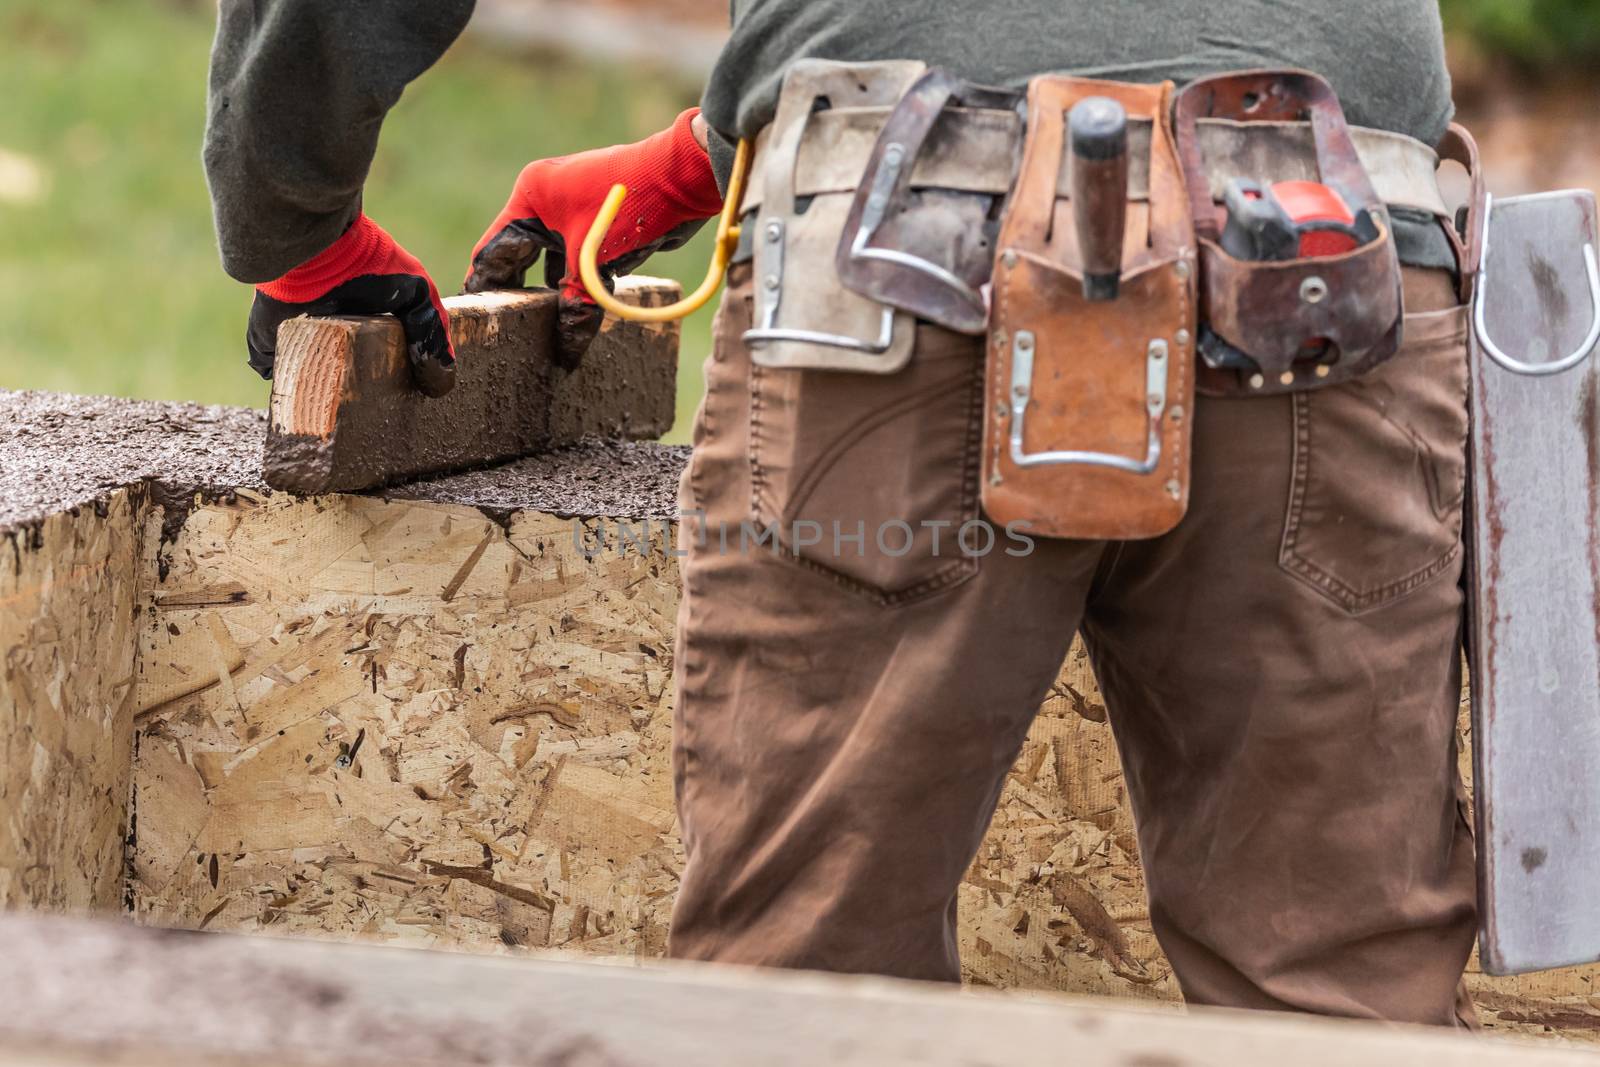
[
  {"xmin": 463, "ymin": 107, "xmax": 722, "ymax": 367},
  {"xmin": 248, "ymin": 214, "xmax": 456, "ymax": 398}
]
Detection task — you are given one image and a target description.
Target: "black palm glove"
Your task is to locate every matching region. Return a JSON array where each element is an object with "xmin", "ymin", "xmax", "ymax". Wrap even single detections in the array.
[
  {"xmin": 251, "ymin": 214, "xmax": 455, "ymax": 398},
  {"xmin": 462, "ymin": 108, "xmax": 721, "ymax": 368}
]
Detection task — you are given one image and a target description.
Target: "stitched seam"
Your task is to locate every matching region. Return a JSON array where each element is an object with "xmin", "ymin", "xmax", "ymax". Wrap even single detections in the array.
[{"xmin": 747, "ymin": 359, "xmax": 768, "ymax": 522}]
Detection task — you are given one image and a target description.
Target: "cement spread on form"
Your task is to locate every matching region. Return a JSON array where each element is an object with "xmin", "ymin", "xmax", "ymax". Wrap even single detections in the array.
[{"xmin": 0, "ymin": 388, "xmax": 688, "ymax": 536}]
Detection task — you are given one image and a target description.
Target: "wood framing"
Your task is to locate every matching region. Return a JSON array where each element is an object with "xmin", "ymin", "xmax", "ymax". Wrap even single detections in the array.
[
  {"xmin": 0, "ymin": 912, "xmax": 1591, "ymax": 1067},
  {"xmin": 265, "ymin": 278, "xmax": 681, "ymax": 495}
]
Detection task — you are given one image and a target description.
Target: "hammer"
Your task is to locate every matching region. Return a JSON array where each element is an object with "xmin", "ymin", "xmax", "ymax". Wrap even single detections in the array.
[{"xmin": 1069, "ymin": 97, "xmax": 1130, "ymax": 302}]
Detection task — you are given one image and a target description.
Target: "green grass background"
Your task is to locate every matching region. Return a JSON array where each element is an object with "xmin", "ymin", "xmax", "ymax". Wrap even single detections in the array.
[
  {"xmin": 0, "ymin": 0, "xmax": 714, "ymax": 441},
  {"xmin": 1, "ymin": 0, "xmax": 1597, "ymax": 444}
]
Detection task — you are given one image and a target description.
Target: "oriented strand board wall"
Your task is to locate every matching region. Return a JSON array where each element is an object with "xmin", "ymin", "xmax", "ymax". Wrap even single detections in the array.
[
  {"xmin": 0, "ymin": 490, "xmax": 140, "ymax": 912},
  {"xmin": 127, "ymin": 492, "xmax": 1600, "ymax": 1039},
  {"xmin": 129, "ymin": 493, "xmax": 679, "ymax": 952}
]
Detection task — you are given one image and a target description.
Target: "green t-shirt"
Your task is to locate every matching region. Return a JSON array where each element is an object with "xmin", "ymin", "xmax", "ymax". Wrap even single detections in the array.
[{"xmin": 702, "ymin": 0, "xmax": 1454, "ymax": 149}]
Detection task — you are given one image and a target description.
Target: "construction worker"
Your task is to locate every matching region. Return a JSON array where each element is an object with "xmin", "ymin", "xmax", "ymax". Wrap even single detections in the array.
[{"xmin": 206, "ymin": 0, "xmax": 1478, "ymax": 1028}]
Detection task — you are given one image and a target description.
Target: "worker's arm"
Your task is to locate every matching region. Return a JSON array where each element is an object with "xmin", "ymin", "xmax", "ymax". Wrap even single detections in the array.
[
  {"xmin": 204, "ymin": 0, "xmax": 474, "ymax": 392},
  {"xmin": 464, "ymin": 108, "xmax": 722, "ymax": 367}
]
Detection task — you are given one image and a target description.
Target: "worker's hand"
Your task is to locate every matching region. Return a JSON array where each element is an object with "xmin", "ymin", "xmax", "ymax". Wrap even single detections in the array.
[
  {"xmin": 464, "ymin": 107, "xmax": 722, "ymax": 367},
  {"xmin": 248, "ymin": 214, "xmax": 456, "ymax": 398}
]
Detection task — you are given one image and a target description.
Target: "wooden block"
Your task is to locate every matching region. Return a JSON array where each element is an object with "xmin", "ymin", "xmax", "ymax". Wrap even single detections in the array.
[
  {"xmin": 265, "ymin": 278, "xmax": 681, "ymax": 495},
  {"xmin": 0, "ymin": 912, "xmax": 1591, "ymax": 1067}
]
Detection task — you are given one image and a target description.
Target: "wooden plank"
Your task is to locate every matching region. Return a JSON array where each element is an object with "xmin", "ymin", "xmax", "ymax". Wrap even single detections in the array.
[
  {"xmin": 265, "ymin": 278, "xmax": 682, "ymax": 495},
  {"xmin": 1469, "ymin": 190, "xmax": 1600, "ymax": 975},
  {"xmin": 0, "ymin": 912, "xmax": 1589, "ymax": 1067}
]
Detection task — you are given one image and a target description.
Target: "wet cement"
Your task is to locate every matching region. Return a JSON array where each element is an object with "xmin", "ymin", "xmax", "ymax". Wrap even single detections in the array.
[
  {"xmin": 0, "ymin": 389, "xmax": 266, "ymax": 534},
  {"xmin": 388, "ymin": 437, "xmax": 689, "ymax": 523},
  {"xmin": 0, "ymin": 389, "xmax": 689, "ymax": 536}
]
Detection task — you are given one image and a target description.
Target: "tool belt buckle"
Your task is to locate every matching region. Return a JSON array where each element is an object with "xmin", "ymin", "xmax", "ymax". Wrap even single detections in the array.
[
  {"xmin": 834, "ymin": 69, "xmax": 1026, "ymax": 335},
  {"xmin": 982, "ymin": 76, "xmax": 1199, "ymax": 541},
  {"xmin": 1174, "ymin": 69, "xmax": 1406, "ymax": 396},
  {"xmin": 743, "ymin": 59, "xmax": 926, "ymax": 373}
]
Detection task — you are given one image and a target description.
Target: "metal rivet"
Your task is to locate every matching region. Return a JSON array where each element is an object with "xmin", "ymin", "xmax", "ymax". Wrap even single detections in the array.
[
  {"xmin": 1300, "ymin": 276, "xmax": 1329, "ymax": 305},
  {"xmin": 1175, "ymin": 260, "xmax": 1191, "ymax": 279},
  {"xmin": 993, "ymin": 330, "xmax": 1008, "ymax": 349},
  {"xmin": 1013, "ymin": 385, "xmax": 1029, "ymax": 398},
  {"xmin": 764, "ymin": 221, "xmax": 782, "ymax": 242},
  {"xmin": 1279, "ymin": 370, "xmax": 1296, "ymax": 386},
  {"xmin": 1002, "ymin": 251, "xmax": 1018, "ymax": 269},
  {"xmin": 995, "ymin": 401, "xmax": 1009, "ymax": 418},
  {"xmin": 1169, "ymin": 405, "xmax": 1185, "ymax": 423},
  {"xmin": 1148, "ymin": 340, "xmax": 1167, "ymax": 361},
  {"xmin": 1166, "ymin": 479, "xmax": 1182, "ymax": 499},
  {"xmin": 763, "ymin": 274, "xmax": 780, "ymax": 291},
  {"xmin": 1175, "ymin": 329, "xmax": 1191, "ymax": 347},
  {"xmin": 1315, "ymin": 364, "xmax": 1331, "ymax": 378},
  {"xmin": 1248, "ymin": 373, "xmax": 1265, "ymax": 390}
]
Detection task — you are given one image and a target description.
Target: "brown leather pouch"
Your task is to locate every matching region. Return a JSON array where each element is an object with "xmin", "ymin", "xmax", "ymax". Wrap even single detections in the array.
[
  {"xmin": 834, "ymin": 68, "xmax": 1025, "ymax": 335},
  {"xmin": 982, "ymin": 77, "xmax": 1198, "ymax": 541},
  {"xmin": 1174, "ymin": 70, "xmax": 1406, "ymax": 396},
  {"xmin": 744, "ymin": 59, "xmax": 925, "ymax": 373}
]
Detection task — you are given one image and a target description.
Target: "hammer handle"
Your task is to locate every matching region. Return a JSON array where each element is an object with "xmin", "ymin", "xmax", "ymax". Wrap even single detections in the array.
[{"xmin": 1069, "ymin": 98, "xmax": 1130, "ymax": 302}]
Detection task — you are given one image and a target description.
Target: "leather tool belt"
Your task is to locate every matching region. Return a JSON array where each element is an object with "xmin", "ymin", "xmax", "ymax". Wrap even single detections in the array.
[
  {"xmin": 735, "ymin": 61, "xmax": 1478, "ymax": 538},
  {"xmin": 743, "ymin": 59, "xmax": 1023, "ymax": 371}
]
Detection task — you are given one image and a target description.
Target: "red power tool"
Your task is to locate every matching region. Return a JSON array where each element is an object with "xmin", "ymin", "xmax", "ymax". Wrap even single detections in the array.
[{"xmin": 1219, "ymin": 179, "xmax": 1363, "ymax": 262}]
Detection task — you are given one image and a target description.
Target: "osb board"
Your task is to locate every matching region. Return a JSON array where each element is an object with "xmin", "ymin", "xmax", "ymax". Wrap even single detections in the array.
[
  {"xmin": 0, "ymin": 489, "xmax": 139, "ymax": 912},
  {"xmin": 127, "ymin": 492, "xmax": 1600, "ymax": 1040},
  {"xmin": 129, "ymin": 492, "xmax": 679, "ymax": 954}
]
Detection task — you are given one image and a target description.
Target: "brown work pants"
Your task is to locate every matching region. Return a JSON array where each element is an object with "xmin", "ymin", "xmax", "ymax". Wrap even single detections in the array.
[{"xmin": 667, "ymin": 261, "xmax": 1479, "ymax": 1027}]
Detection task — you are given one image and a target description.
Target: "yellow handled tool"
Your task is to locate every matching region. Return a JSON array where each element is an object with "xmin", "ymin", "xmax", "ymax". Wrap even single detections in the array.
[{"xmin": 577, "ymin": 138, "xmax": 752, "ymax": 323}]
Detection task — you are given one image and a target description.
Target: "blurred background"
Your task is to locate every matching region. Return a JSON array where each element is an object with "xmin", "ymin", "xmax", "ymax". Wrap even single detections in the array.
[{"xmin": 0, "ymin": 0, "xmax": 1596, "ymax": 443}]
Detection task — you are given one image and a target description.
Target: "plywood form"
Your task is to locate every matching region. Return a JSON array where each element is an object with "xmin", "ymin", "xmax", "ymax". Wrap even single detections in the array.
[
  {"xmin": 0, "ymin": 490, "xmax": 140, "ymax": 912},
  {"xmin": 126, "ymin": 491, "xmax": 1600, "ymax": 1040},
  {"xmin": 3, "ymin": 912, "xmax": 1593, "ymax": 1067},
  {"xmin": 128, "ymin": 491, "xmax": 680, "ymax": 954}
]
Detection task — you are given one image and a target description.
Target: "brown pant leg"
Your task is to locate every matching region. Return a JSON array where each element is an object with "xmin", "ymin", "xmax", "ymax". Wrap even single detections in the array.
[
  {"xmin": 666, "ymin": 265, "xmax": 1101, "ymax": 979},
  {"xmin": 1084, "ymin": 267, "xmax": 1479, "ymax": 1025}
]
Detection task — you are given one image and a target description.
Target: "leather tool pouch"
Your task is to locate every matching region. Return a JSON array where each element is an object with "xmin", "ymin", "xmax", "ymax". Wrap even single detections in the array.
[
  {"xmin": 834, "ymin": 69, "xmax": 1026, "ymax": 335},
  {"xmin": 745, "ymin": 59, "xmax": 926, "ymax": 372},
  {"xmin": 1174, "ymin": 70, "xmax": 1405, "ymax": 396},
  {"xmin": 982, "ymin": 77, "xmax": 1199, "ymax": 541}
]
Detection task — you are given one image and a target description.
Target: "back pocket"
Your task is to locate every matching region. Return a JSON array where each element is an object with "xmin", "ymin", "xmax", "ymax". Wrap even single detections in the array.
[
  {"xmin": 749, "ymin": 325, "xmax": 985, "ymax": 604},
  {"xmin": 1279, "ymin": 304, "xmax": 1470, "ymax": 614}
]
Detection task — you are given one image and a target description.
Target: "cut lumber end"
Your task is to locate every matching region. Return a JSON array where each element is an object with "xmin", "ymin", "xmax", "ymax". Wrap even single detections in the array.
[{"xmin": 264, "ymin": 277, "xmax": 681, "ymax": 496}]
